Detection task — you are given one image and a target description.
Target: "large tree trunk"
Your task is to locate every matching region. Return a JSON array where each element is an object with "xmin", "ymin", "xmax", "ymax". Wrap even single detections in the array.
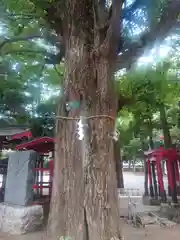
[
  {"xmin": 148, "ymin": 116, "xmax": 154, "ymax": 150},
  {"xmin": 114, "ymin": 140, "xmax": 124, "ymax": 189},
  {"xmin": 144, "ymin": 116, "xmax": 154, "ymax": 196},
  {"xmin": 159, "ymin": 103, "xmax": 172, "ymax": 148},
  {"xmin": 48, "ymin": 1, "xmax": 122, "ymax": 239},
  {"xmin": 159, "ymin": 103, "xmax": 171, "ymax": 174}
]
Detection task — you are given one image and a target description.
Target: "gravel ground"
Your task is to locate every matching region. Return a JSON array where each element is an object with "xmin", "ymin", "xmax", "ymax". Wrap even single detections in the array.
[
  {"xmin": 0, "ymin": 171, "xmax": 174, "ymax": 240},
  {"xmin": 0, "ymin": 222, "xmax": 179, "ymax": 240}
]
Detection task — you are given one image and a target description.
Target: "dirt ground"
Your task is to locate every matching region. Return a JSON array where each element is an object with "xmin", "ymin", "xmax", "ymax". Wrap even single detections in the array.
[
  {"xmin": 123, "ymin": 222, "xmax": 180, "ymax": 240},
  {"xmin": 0, "ymin": 221, "xmax": 179, "ymax": 240},
  {"xmin": 0, "ymin": 172, "xmax": 176, "ymax": 239}
]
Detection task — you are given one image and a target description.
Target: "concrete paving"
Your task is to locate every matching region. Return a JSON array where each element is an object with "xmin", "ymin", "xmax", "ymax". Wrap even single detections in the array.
[
  {"xmin": 123, "ymin": 171, "xmax": 168, "ymax": 193},
  {"xmin": 0, "ymin": 171, "xmax": 168, "ymax": 196}
]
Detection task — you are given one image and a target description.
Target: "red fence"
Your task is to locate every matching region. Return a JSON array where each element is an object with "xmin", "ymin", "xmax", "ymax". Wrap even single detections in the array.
[{"xmin": 33, "ymin": 160, "xmax": 54, "ymax": 201}]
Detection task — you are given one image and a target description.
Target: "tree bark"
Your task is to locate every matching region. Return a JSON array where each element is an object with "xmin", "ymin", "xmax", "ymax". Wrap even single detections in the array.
[
  {"xmin": 114, "ymin": 140, "xmax": 124, "ymax": 189},
  {"xmin": 148, "ymin": 116, "xmax": 154, "ymax": 150},
  {"xmin": 159, "ymin": 103, "xmax": 171, "ymax": 174},
  {"xmin": 144, "ymin": 159, "xmax": 149, "ymax": 196},
  {"xmin": 143, "ymin": 116, "xmax": 154, "ymax": 196},
  {"xmin": 132, "ymin": 157, "xmax": 136, "ymax": 173},
  {"xmin": 159, "ymin": 103, "xmax": 172, "ymax": 148},
  {"xmin": 48, "ymin": 1, "xmax": 123, "ymax": 239}
]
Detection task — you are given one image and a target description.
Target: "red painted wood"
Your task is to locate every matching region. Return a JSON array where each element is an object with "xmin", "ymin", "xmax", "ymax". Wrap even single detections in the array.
[
  {"xmin": 16, "ymin": 136, "xmax": 54, "ymax": 153},
  {"xmin": 156, "ymin": 158, "xmax": 164, "ymax": 192},
  {"xmin": 33, "ymin": 185, "xmax": 51, "ymax": 189},
  {"xmin": 34, "ymin": 168, "xmax": 49, "ymax": 171},
  {"xmin": 12, "ymin": 130, "xmax": 32, "ymax": 140}
]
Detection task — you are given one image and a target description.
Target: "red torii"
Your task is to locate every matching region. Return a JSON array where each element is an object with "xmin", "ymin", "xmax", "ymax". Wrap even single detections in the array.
[{"xmin": 144, "ymin": 147, "xmax": 180, "ymax": 203}]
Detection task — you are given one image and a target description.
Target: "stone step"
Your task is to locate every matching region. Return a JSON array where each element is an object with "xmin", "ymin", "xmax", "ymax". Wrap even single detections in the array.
[
  {"xmin": 136, "ymin": 215, "xmax": 157, "ymax": 225},
  {"xmin": 138, "ymin": 212, "xmax": 177, "ymax": 228}
]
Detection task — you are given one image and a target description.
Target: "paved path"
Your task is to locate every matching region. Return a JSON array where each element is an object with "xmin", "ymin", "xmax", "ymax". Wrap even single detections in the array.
[
  {"xmin": 0, "ymin": 171, "xmax": 168, "ymax": 195},
  {"xmin": 0, "ymin": 171, "xmax": 176, "ymax": 240},
  {"xmin": 123, "ymin": 171, "xmax": 168, "ymax": 192},
  {"xmin": 0, "ymin": 223, "xmax": 179, "ymax": 240}
]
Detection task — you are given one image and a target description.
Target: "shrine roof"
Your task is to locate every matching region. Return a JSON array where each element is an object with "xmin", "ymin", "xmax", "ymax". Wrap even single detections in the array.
[{"xmin": 15, "ymin": 136, "xmax": 54, "ymax": 153}]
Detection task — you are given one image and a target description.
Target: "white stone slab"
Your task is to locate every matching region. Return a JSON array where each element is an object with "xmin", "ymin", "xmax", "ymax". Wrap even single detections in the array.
[{"xmin": 0, "ymin": 203, "xmax": 43, "ymax": 235}]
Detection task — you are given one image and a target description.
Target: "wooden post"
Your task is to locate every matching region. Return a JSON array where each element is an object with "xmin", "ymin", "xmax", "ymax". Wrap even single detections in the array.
[
  {"xmin": 156, "ymin": 155, "xmax": 166, "ymax": 203},
  {"xmin": 171, "ymin": 161, "xmax": 178, "ymax": 203},
  {"xmin": 148, "ymin": 160, "xmax": 154, "ymax": 197},
  {"xmin": 152, "ymin": 161, "xmax": 158, "ymax": 199}
]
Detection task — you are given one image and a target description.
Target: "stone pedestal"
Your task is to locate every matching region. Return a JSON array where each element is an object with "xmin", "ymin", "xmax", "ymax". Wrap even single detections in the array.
[
  {"xmin": 142, "ymin": 196, "xmax": 161, "ymax": 206},
  {"xmin": 5, "ymin": 151, "xmax": 38, "ymax": 206},
  {"xmin": 0, "ymin": 203, "xmax": 43, "ymax": 235}
]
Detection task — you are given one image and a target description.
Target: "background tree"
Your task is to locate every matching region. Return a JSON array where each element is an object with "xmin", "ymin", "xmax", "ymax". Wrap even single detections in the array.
[
  {"xmin": 2, "ymin": 1, "xmax": 180, "ymax": 240},
  {"xmin": 117, "ymin": 54, "xmax": 180, "ymax": 193}
]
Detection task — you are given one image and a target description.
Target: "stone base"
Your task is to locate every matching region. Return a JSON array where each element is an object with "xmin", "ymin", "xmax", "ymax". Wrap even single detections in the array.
[
  {"xmin": 142, "ymin": 196, "xmax": 161, "ymax": 206},
  {"xmin": 118, "ymin": 195, "xmax": 142, "ymax": 217},
  {"xmin": 159, "ymin": 203, "xmax": 180, "ymax": 223},
  {"xmin": 0, "ymin": 203, "xmax": 43, "ymax": 235}
]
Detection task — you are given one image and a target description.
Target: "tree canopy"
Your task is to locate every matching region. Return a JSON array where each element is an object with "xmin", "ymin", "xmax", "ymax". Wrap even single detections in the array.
[
  {"xmin": 1, "ymin": 0, "xmax": 180, "ymax": 73},
  {"xmin": 1, "ymin": 1, "xmax": 180, "ymax": 240},
  {"xmin": 0, "ymin": 0, "xmax": 180, "ymax": 163}
]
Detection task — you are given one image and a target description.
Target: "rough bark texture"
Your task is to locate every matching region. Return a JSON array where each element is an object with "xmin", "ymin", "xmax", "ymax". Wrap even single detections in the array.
[
  {"xmin": 148, "ymin": 117, "xmax": 154, "ymax": 150},
  {"xmin": 143, "ymin": 143, "xmax": 149, "ymax": 196},
  {"xmin": 114, "ymin": 141, "xmax": 124, "ymax": 189},
  {"xmin": 48, "ymin": 1, "xmax": 123, "ymax": 239},
  {"xmin": 159, "ymin": 103, "xmax": 172, "ymax": 148},
  {"xmin": 143, "ymin": 117, "xmax": 154, "ymax": 196},
  {"xmin": 144, "ymin": 160, "xmax": 148, "ymax": 196}
]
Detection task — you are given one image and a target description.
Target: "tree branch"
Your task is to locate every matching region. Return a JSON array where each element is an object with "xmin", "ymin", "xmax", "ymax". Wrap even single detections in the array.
[
  {"xmin": 0, "ymin": 35, "xmax": 43, "ymax": 51},
  {"xmin": 98, "ymin": 0, "xmax": 123, "ymax": 57},
  {"xmin": 0, "ymin": 33, "xmax": 61, "ymax": 57},
  {"xmin": 115, "ymin": 0, "xmax": 180, "ymax": 71},
  {"xmin": 53, "ymin": 64, "xmax": 64, "ymax": 77},
  {"xmin": 0, "ymin": 34, "xmax": 64, "ymax": 65},
  {"xmin": 110, "ymin": 0, "xmax": 123, "ymax": 53},
  {"xmin": 4, "ymin": 49, "xmax": 47, "ymax": 55},
  {"xmin": 117, "ymin": 94, "xmax": 133, "ymax": 112},
  {"xmin": 44, "ymin": 48, "xmax": 65, "ymax": 65},
  {"xmin": 6, "ymin": 13, "xmax": 42, "ymax": 20},
  {"xmin": 94, "ymin": 0, "xmax": 109, "ymax": 30},
  {"xmin": 3, "ymin": 48, "xmax": 64, "ymax": 65}
]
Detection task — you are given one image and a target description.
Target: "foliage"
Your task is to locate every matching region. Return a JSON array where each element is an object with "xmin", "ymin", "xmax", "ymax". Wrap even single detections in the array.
[
  {"xmin": 30, "ymin": 96, "xmax": 57, "ymax": 137},
  {"xmin": 0, "ymin": 0, "xmax": 179, "ymax": 150},
  {"xmin": 123, "ymin": 137, "xmax": 141, "ymax": 159},
  {"xmin": 170, "ymin": 125, "xmax": 180, "ymax": 144},
  {"xmin": 118, "ymin": 54, "xmax": 180, "ymax": 160},
  {"xmin": 0, "ymin": 1, "xmax": 180, "ymax": 238}
]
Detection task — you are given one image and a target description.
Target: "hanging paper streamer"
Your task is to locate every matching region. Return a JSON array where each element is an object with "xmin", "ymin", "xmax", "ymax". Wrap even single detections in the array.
[
  {"xmin": 113, "ymin": 130, "xmax": 120, "ymax": 141},
  {"xmin": 113, "ymin": 122, "xmax": 120, "ymax": 141},
  {"xmin": 77, "ymin": 117, "xmax": 84, "ymax": 140}
]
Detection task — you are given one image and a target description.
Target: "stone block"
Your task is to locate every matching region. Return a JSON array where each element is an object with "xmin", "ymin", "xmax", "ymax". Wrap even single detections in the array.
[
  {"xmin": 136, "ymin": 214, "xmax": 157, "ymax": 226},
  {"xmin": 0, "ymin": 203, "xmax": 43, "ymax": 235},
  {"xmin": 143, "ymin": 196, "xmax": 161, "ymax": 206},
  {"xmin": 118, "ymin": 195, "xmax": 142, "ymax": 217},
  {"xmin": 5, "ymin": 151, "xmax": 38, "ymax": 206}
]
